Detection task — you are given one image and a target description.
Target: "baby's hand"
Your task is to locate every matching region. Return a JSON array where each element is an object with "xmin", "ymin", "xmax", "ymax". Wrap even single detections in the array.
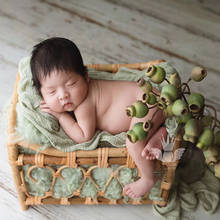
[
  {"xmin": 142, "ymin": 126, "xmax": 167, "ymax": 160},
  {"xmin": 40, "ymin": 100, "xmax": 62, "ymax": 120}
]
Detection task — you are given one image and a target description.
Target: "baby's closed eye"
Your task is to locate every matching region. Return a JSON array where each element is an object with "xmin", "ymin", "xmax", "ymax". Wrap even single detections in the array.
[
  {"xmin": 66, "ymin": 81, "xmax": 76, "ymax": 87},
  {"xmin": 46, "ymin": 89, "xmax": 56, "ymax": 95}
]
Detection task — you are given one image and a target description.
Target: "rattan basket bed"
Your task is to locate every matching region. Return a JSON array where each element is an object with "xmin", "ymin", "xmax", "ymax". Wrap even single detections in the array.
[{"xmin": 7, "ymin": 60, "xmax": 182, "ymax": 210}]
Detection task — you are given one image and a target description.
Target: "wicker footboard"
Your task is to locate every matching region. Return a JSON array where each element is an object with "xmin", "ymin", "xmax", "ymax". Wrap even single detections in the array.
[{"xmin": 7, "ymin": 60, "xmax": 181, "ymax": 210}]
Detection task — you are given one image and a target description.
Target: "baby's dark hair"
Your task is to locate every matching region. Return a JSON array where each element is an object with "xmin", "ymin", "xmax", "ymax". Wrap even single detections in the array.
[{"xmin": 30, "ymin": 37, "xmax": 87, "ymax": 93}]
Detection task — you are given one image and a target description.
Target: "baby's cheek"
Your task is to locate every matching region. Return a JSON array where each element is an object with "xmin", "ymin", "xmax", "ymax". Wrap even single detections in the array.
[{"xmin": 46, "ymin": 97, "xmax": 60, "ymax": 109}]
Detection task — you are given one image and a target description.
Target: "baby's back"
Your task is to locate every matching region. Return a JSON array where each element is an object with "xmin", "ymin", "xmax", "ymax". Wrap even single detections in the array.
[{"xmin": 94, "ymin": 79, "xmax": 141, "ymax": 134}]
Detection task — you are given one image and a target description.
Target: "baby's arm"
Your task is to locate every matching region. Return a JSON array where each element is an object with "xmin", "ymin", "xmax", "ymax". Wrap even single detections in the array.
[{"xmin": 40, "ymin": 101, "xmax": 96, "ymax": 143}]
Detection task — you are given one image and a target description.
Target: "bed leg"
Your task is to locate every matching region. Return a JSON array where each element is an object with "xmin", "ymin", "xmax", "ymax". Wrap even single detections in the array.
[{"xmin": 7, "ymin": 143, "xmax": 28, "ymax": 210}]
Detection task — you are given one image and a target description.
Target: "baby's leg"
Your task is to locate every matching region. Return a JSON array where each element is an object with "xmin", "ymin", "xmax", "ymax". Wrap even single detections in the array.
[
  {"xmin": 124, "ymin": 139, "xmax": 156, "ymax": 198},
  {"xmin": 142, "ymin": 126, "xmax": 167, "ymax": 160},
  {"xmin": 123, "ymin": 108, "xmax": 165, "ymax": 198}
]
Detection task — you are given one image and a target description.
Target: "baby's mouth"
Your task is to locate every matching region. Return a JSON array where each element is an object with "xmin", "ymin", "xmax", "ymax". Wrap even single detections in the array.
[{"xmin": 61, "ymin": 101, "xmax": 74, "ymax": 110}]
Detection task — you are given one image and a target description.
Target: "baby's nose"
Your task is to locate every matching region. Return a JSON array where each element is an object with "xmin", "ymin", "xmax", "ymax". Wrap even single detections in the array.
[{"xmin": 58, "ymin": 91, "xmax": 69, "ymax": 101}]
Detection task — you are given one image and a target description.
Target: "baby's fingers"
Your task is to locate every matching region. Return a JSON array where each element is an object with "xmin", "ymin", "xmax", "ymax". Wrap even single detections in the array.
[
  {"xmin": 145, "ymin": 150, "xmax": 156, "ymax": 160},
  {"xmin": 40, "ymin": 104, "xmax": 52, "ymax": 114},
  {"xmin": 40, "ymin": 102, "xmax": 50, "ymax": 110},
  {"xmin": 141, "ymin": 144, "xmax": 150, "ymax": 157},
  {"xmin": 148, "ymin": 155, "xmax": 156, "ymax": 160},
  {"xmin": 41, "ymin": 107, "xmax": 51, "ymax": 114}
]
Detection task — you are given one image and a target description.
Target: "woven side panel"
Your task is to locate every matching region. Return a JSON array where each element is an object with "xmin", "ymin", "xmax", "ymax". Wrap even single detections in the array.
[{"xmin": 18, "ymin": 147, "xmax": 161, "ymax": 206}]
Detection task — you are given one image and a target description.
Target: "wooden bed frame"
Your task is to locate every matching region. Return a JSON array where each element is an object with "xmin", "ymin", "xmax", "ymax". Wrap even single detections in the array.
[{"xmin": 7, "ymin": 60, "xmax": 182, "ymax": 210}]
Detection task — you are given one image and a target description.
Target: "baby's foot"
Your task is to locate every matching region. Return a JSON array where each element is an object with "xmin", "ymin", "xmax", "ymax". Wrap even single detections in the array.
[
  {"xmin": 123, "ymin": 177, "xmax": 155, "ymax": 199},
  {"xmin": 142, "ymin": 126, "xmax": 167, "ymax": 160}
]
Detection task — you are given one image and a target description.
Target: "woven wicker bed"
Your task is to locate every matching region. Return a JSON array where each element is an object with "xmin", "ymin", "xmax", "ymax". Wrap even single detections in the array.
[{"xmin": 7, "ymin": 60, "xmax": 182, "ymax": 210}]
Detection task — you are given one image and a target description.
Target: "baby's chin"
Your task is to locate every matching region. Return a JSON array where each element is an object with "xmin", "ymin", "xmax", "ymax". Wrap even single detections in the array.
[{"xmin": 63, "ymin": 103, "xmax": 74, "ymax": 112}]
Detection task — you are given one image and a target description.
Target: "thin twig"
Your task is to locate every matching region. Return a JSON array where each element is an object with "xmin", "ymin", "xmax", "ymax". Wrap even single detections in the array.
[
  {"xmin": 211, "ymin": 116, "xmax": 220, "ymax": 129},
  {"xmin": 151, "ymin": 90, "xmax": 160, "ymax": 97},
  {"xmin": 148, "ymin": 104, "xmax": 158, "ymax": 109},
  {"xmin": 205, "ymin": 104, "xmax": 218, "ymax": 131},
  {"xmin": 181, "ymin": 93, "xmax": 189, "ymax": 111},
  {"xmin": 165, "ymin": 78, "xmax": 170, "ymax": 84},
  {"xmin": 181, "ymin": 82, "xmax": 191, "ymax": 94}
]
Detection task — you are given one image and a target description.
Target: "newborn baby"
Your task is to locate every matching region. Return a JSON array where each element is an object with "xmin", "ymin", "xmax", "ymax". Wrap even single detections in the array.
[{"xmin": 30, "ymin": 37, "xmax": 166, "ymax": 199}]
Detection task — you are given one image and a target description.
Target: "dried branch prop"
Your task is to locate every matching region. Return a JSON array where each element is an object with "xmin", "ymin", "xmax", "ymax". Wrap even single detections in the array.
[{"xmin": 125, "ymin": 64, "xmax": 220, "ymax": 179}]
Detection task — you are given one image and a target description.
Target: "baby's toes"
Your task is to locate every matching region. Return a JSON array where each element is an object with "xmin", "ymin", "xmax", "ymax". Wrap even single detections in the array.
[
  {"xmin": 127, "ymin": 190, "xmax": 136, "ymax": 198},
  {"xmin": 124, "ymin": 187, "xmax": 133, "ymax": 197},
  {"xmin": 123, "ymin": 185, "xmax": 129, "ymax": 193}
]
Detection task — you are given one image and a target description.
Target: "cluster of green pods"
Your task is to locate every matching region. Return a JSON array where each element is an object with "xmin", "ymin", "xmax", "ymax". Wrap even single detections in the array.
[
  {"xmin": 126, "ymin": 64, "xmax": 168, "ymax": 143},
  {"xmin": 126, "ymin": 99, "xmax": 152, "ymax": 143},
  {"xmin": 126, "ymin": 63, "xmax": 220, "ymax": 178}
]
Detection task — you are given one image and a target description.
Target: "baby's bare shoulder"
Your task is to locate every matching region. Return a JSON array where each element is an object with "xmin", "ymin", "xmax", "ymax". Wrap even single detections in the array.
[
  {"xmin": 105, "ymin": 80, "xmax": 140, "ymax": 92},
  {"xmin": 100, "ymin": 80, "xmax": 142, "ymax": 99}
]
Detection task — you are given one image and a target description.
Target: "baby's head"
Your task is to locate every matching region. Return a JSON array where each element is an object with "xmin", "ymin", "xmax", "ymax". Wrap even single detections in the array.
[
  {"xmin": 31, "ymin": 37, "xmax": 88, "ymax": 94},
  {"xmin": 30, "ymin": 37, "xmax": 89, "ymax": 112}
]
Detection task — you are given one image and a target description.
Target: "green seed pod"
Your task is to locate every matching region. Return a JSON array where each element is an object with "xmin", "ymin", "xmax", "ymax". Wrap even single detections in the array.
[
  {"xmin": 157, "ymin": 99, "xmax": 167, "ymax": 110},
  {"xmin": 169, "ymin": 72, "xmax": 181, "ymax": 88},
  {"xmin": 197, "ymin": 128, "xmax": 214, "ymax": 150},
  {"xmin": 177, "ymin": 112, "xmax": 192, "ymax": 124},
  {"xmin": 172, "ymin": 99, "xmax": 188, "ymax": 116},
  {"xmin": 214, "ymin": 131, "xmax": 220, "ymax": 146},
  {"xmin": 191, "ymin": 66, "xmax": 207, "ymax": 82},
  {"xmin": 137, "ymin": 78, "xmax": 152, "ymax": 94},
  {"xmin": 126, "ymin": 101, "xmax": 149, "ymax": 118},
  {"xmin": 146, "ymin": 65, "xmax": 156, "ymax": 77},
  {"xmin": 160, "ymin": 84, "xmax": 179, "ymax": 104},
  {"xmin": 150, "ymin": 66, "xmax": 166, "ymax": 84},
  {"xmin": 201, "ymin": 115, "xmax": 213, "ymax": 127},
  {"xmin": 203, "ymin": 146, "xmax": 218, "ymax": 165},
  {"xmin": 183, "ymin": 118, "xmax": 201, "ymax": 143},
  {"xmin": 142, "ymin": 93, "xmax": 157, "ymax": 105},
  {"xmin": 187, "ymin": 93, "xmax": 205, "ymax": 113},
  {"xmin": 126, "ymin": 122, "xmax": 148, "ymax": 143},
  {"xmin": 214, "ymin": 162, "xmax": 220, "ymax": 179},
  {"xmin": 164, "ymin": 103, "xmax": 174, "ymax": 117},
  {"xmin": 143, "ymin": 120, "xmax": 153, "ymax": 132}
]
